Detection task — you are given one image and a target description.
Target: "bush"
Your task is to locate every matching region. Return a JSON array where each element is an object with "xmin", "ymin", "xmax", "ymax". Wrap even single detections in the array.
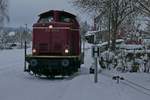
[{"xmin": 130, "ymin": 62, "xmax": 139, "ymax": 72}]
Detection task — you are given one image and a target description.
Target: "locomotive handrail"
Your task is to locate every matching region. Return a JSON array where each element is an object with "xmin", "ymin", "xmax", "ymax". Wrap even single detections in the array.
[
  {"xmin": 26, "ymin": 55, "xmax": 80, "ymax": 58},
  {"xmin": 33, "ymin": 26, "xmax": 79, "ymax": 31}
]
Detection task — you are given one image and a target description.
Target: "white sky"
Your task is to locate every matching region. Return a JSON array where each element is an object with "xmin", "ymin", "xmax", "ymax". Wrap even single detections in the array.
[{"xmin": 7, "ymin": 0, "xmax": 89, "ymax": 28}]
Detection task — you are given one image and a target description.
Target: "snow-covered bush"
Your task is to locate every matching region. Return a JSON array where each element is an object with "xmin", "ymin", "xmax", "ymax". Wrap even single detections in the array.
[{"xmin": 98, "ymin": 48, "xmax": 150, "ymax": 73}]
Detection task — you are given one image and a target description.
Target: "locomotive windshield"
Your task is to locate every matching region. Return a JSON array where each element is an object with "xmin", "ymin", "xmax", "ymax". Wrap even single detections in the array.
[
  {"xmin": 60, "ymin": 15, "xmax": 73, "ymax": 23},
  {"xmin": 38, "ymin": 16, "xmax": 53, "ymax": 23}
]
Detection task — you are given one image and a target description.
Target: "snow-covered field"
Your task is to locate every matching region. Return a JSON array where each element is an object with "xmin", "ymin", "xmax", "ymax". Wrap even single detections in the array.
[{"xmin": 0, "ymin": 44, "xmax": 150, "ymax": 100}]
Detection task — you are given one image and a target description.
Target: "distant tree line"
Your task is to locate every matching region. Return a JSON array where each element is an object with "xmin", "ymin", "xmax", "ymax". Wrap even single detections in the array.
[
  {"xmin": 0, "ymin": 0, "xmax": 32, "ymax": 49},
  {"xmin": 0, "ymin": 0, "xmax": 9, "ymax": 28},
  {"xmin": 0, "ymin": 27, "xmax": 32, "ymax": 49}
]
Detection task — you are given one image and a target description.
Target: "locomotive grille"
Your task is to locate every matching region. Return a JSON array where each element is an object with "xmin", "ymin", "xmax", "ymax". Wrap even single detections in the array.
[{"xmin": 39, "ymin": 43, "xmax": 48, "ymax": 52}]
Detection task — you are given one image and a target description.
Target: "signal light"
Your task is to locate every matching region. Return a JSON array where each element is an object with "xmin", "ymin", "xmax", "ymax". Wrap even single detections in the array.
[
  {"xmin": 32, "ymin": 49, "xmax": 36, "ymax": 53},
  {"xmin": 65, "ymin": 49, "xmax": 69, "ymax": 54},
  {"xmin": 49, "ymin": 25, "xmax": 53, "ymax": 29}
]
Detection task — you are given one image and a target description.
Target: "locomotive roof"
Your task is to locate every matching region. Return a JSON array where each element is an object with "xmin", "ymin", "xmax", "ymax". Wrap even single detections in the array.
[{"xmin": 39, "ymin": 10, "xmax": 76, "ymax": 18}]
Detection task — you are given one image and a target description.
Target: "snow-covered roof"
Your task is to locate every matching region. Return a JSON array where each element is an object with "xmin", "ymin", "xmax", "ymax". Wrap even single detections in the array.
[
  {"xmin": 85, "ymin": 30, "xmax": 100, "ymax": 36},
  {"xmin": 97, "ymin": 39, "xmax": 124, "ymax": 47},
  {"xmin": 8, "ymin": 32, "xmax": 15, "ymax": 36},
  {"xmin": 120, "ymin": 44, "xmax": 144, "ymax": 50},
  {"xmin": 125, "ymin": 50, "xmax": 150, "ymax": 53},
  {"xmin": 116, "ymin": 39, "xmax": 124, "ymax": 42}
]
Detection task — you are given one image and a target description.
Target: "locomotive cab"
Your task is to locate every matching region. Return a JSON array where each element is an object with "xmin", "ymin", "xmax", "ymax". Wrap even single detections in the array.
[{"xmin": 25, "ymin": 10, "xmax": 81, "ymax": 77}]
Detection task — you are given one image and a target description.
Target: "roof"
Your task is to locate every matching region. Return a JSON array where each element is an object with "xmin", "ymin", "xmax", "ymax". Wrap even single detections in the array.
[
  {"xmin": 85, "ymin": 31, "xmax": 99, "ymax": 36},
  {"xmin": 97, "ymin": 39, "xmax": 124, "ymax": 47},
  {"xmin": 125, "ymin": 50, "xmax": 150, "ymax": 53},
  {"xmin": 120, "ymin": 44, "xmax": 144, "ymax": 50},
  {"xmin": 85, "ymin": 30, "xmax": 110, "ymax": 36},
  {"xmin": 38, "ymin": 10, "xmax": 76, "ymax": 18}
]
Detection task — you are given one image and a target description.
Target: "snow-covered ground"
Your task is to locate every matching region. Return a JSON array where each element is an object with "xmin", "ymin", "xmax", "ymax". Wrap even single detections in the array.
[{"xmin": 0, "ymin": 44, "xmax": 150, "ymax": 100}]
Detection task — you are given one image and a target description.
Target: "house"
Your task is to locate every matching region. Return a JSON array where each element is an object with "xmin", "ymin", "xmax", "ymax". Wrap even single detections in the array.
[{"xmin": 85, "ymin": 30, "xmax": 124, "ymax": 44}]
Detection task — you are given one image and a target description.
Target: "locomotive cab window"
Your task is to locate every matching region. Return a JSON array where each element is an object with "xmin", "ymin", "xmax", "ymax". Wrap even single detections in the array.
[{"xmin": 38, "ymin": 16, "xmax": 53, "ymax": 23}]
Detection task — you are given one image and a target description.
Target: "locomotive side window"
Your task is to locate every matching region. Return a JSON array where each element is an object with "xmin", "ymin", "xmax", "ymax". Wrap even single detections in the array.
[{"xmin": 38, "ymin": 16, "xmax": 53, "ymax": 23}]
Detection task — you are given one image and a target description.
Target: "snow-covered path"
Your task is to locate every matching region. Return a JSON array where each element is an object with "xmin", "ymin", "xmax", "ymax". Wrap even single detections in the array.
[
  {"xmin": 0, "ymin": 49, "xmax": 71, "ymax": 100},
  {"xmin": 0, "ymin": 45, "xmax": 150, "ymax": 100}
]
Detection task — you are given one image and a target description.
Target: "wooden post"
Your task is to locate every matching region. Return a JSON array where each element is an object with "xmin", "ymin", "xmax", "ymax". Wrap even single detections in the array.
[
  {"xmin": 24, "ymin": 41, "xmax": 27, "ymax": 72},
  {"xmin": 94, "ymin": 58, "xmax": 98, "ymax": 83}
]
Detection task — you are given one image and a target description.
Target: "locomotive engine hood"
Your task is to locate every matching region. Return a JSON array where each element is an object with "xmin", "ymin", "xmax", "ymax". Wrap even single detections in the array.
[{"xmin": 32, "ymin": 10, "xmax": 80, "ymax": 56}]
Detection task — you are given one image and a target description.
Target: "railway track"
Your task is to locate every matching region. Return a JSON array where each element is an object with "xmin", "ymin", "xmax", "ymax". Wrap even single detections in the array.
[{"xmin": 100, "ymin": 71, "xmax": 150, "ymax": 97}]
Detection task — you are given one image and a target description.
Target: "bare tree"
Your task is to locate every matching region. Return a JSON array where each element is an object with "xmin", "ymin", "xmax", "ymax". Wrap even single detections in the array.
[
  {"xmin": 0, "ymin": 0, "xmax": 9, "ymax": 48},
  {"xmin": 0, "ymin": 0, "xmax": 9, "ymax": 28},
  {"xmin": 80, "ymin": 21, "xmax": 90, "ymax": 38},
  {"xmin": 134, "ymin": 0, "xmax": 150, "ymax": 16},
  {"xmin": 133, "ymin": 0, "xmax": 150, "ymax": 33},
  {"xmin": 72, "ymin": 0, "xmax": 137, "ymax": 51}
]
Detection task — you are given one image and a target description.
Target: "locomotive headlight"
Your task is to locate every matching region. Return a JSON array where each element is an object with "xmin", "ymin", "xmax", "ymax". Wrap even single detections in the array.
[
  {"xmin": 32, "ymin": 49, "xmax": 36, "ymax": 53},
  {"xmin": 65, "ymin": 49, "xmax": 69, "ymax": 54},
  {"xmin": 49, "ymin": 25, "xmax": 53, "ymax": 29}
]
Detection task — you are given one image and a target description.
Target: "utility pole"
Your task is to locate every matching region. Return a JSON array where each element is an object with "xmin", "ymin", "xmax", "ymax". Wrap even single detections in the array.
[
  {"xmin": 92, "ymin": 45, "xmax": 99, "ymax": 83},
  {"xmin": 25, "ymin": 24, "xmax": 28, "ymax": 42},
  {"xmin": 25, "ymin": 24, "xmax": 27, "ymax": 32},
  {"xmin": 24, "ymin": 24, "xmax": 27, "ymax": 71},
  {"xmin": 20, "ymin": 26, "xmax": 23, "ymax": 48},
  {"xmin": 24, "ymin": 41, "xmax": 27, "ymax": 72}
]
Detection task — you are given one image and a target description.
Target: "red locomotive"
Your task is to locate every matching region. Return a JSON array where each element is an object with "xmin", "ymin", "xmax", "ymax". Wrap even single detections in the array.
[{"xmin": 25, "ymin": 10, "xmax": 82, "ymax": 77}]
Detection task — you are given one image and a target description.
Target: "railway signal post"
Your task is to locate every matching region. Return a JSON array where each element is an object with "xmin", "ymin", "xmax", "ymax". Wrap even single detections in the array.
[
  {"xmin": 92, "ymin": 46, "xmax": 100, "ymax": 83},
  {"xmin": 24, "ymin": 41, "xmax": 27, "ymax": 72}
]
